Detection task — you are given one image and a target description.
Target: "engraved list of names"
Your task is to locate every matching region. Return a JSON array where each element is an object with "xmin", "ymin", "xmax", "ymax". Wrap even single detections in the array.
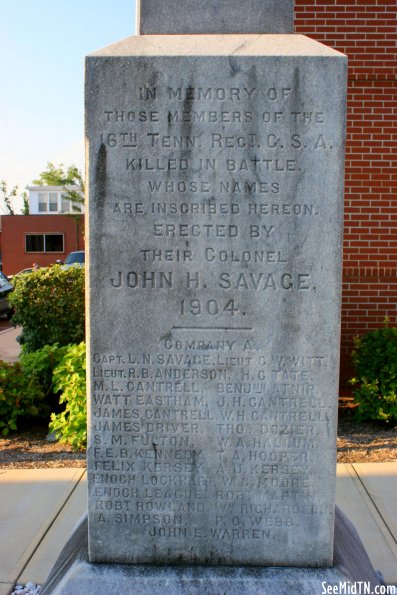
[{"xmin": 86, "ymin": 39, "xmax": 347, "ymax": 566}]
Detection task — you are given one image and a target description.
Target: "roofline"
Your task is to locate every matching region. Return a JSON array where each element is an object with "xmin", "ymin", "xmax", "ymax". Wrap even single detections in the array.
[{"xmin": 26, "ymin": 185, "xmax": 82, "ymax": 191}]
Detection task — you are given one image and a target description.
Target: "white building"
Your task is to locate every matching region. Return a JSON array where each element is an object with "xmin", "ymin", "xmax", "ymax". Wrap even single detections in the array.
[{"xmin": 27, "ymin": 186, "xmax": 85, "ymax": 215}]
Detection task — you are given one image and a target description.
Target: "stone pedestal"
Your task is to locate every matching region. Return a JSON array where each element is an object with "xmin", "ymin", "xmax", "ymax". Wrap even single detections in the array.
[
  {"xmin": 41, "ymin": 508, "xmax": 383, "ymax": 594},
  {"xmin": 86, "ymin": 34, "xmax": 346, "ymax": 567}
]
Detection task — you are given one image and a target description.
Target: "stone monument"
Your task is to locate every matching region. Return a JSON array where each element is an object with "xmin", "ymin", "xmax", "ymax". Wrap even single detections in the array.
[
  {"xmin": 42, "ymin": 1, "xmax": 384, "ymax": 592},
  {"xmin": 137, "ymin": 0, "xmax": 294, "ymax": 34}
]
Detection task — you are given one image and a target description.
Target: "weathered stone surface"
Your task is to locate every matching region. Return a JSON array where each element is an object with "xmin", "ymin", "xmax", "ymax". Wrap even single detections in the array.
[
  {"xmin": 41, "ymin": 509, "xmax": 384, "ymax": 594},
  {"xmin": 85, "ymin": 34, "xmax": 347, "ymax": 566},
  {"xmin": 137, "ymin": 0, "xmax": 294, "ymax": 34}
]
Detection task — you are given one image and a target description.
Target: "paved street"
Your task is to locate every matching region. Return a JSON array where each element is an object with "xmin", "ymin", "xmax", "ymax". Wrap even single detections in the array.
[
  {"xmin": 0, "ymin": 320, "xmax": 21, "ymax": 363},
  {"xmin": 0, "ymin": 319, "xmax": 13, "ymax": 332}
]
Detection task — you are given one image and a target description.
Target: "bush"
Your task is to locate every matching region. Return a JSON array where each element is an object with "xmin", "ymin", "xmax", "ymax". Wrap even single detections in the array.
[
  {"xmin": 350, "ymin": 321, "xmax": 397, "ymax": 423},
  {"xmin": 0, "ymin": 360, "xmax": 47, "ymax": 435},
  {"xmin": 49, "ymin": 342, "xmax": 87, "ymax": 449},
  {"xmin": 20, "ymin": 343, "xmax": 67, "ymax": 410},
  {"xmin": 9, "ymin": 265, "xmax": 85, "ymax": 353},
  {"xmin": 0, "ymin": 342, "xmax": 87, "ymax": 444}
]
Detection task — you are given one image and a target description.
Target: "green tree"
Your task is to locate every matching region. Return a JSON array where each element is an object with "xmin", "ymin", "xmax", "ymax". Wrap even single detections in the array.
[
  {"xmin": 0, "ymin": 181, "xmax": 30, "ymax": 215},
  {"xmin": 0, "ymin": 180, "xmax": 17, "ymax": 215},
  {"xmin": 21, "ymin": 191, "xmax": 30, "ymax": 215},
  {"xmin": 34, "ymin": 162, "xmax": 84, "ymax": 214}
]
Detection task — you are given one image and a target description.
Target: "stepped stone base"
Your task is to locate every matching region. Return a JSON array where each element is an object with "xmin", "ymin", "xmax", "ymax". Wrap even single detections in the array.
[{"xmin": 41, "ymin": 507, "xmax": 383, "ymax": 595}]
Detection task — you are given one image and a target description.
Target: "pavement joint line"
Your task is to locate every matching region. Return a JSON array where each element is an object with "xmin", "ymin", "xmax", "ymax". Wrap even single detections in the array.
[
  {"xmin": 351, "ymin": 463, "xmax": 397, "ymax": 549},
  {"xmin": 0, "ymin": 328, "xmax": 17, "ymax": 336},
  {"xmin": 15, "ymin": 468, "xmax": 87, "ymax": 587}
]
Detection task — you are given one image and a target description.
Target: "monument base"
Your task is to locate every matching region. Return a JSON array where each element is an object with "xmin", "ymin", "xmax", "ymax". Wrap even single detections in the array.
[{"xmin": 41, "ymin": 507, "xmax": 383, "ymax": 594}]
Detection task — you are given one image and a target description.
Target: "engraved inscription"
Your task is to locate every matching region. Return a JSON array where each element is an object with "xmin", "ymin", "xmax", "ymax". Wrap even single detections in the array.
[{"xmin": 87, "ymin": 50, "xmax": 345, "ymax": 565}]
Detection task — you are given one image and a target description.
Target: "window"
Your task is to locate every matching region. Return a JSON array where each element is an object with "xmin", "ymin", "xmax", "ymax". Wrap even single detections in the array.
[
  {"xmin": 61, "ymin": 194, "xmax": 70, "ymax": 212},
  {"xmin": 25, "ymin": 234, "xmax": 64, "ymax": 253},
  {"xmin": 0, "ymin": 272, "xmax": 10, "ymax": 288},
  {"xmin": 38, "ymin": 193, "xmax": 48, "ymax": 212},
  {"xmin": 49, "ymin": 192, "xmax": 58, "ymax": 212},
  {"xmin": 26, "ymin": 235, "xmax": 44, "ymax": 252},
  {"xmin": 37, "ymin": 191, "xmax": 60, "ymax": 213},
  {"xmin": 32, "ymin": 188, "xmax": 83, "ymax": 214}
]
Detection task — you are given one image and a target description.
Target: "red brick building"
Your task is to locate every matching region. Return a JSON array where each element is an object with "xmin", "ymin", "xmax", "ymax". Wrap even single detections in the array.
[
  {"xmin": 1, "ymin": 215, "xmax": 84, "ymax": 276},
  {"xmin": 0, "ymin": 185, "xmax": 85, "ymax": 277},
  {"xmin": 296, "ymin": 1, "xmax": 397, "ymax": 388}
]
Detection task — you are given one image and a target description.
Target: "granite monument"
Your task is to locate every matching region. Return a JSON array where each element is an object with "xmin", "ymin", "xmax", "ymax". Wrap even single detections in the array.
[
  {"xmin": 85, "ymin": 33, "xmax": 346, "ymax": 568},
  {"xmin": 137, "ymin": 0, "xmax": 294, "ymax": 34},
  {"xmin": 41, "ymin": 1, "xmax": 384, "ymax": 592}
]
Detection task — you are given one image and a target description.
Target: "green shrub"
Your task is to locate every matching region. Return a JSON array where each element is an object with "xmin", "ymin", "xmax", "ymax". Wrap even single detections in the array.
[
  {"xmin": 49, "ymin": 342, "xmax": 87, "ymax": 449},
  {"xmin": 350, "ymin": 321, "xmax": 397, "ymax": 423},
  {"xmin": 9, "ymin": 265, "xmax": 85, "ymax": 353},
  {"xmin": 20, "ymin": 343, "xmax": 68, "ymax": 411},
  {"xmin": 0, "ymin": 360, "xmax": 47, "ymax": 435},
  {"xmin": 20, "ymin": 343, "xmax": 65, "ymax": 390}
]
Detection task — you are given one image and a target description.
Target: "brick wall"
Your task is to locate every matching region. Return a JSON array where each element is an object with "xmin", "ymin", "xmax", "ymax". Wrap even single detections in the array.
[
  {"xmin": 295, "ymin": 0, "xmax": 397, "ymax": 389},
  {"xmin": 2, "ymin": 215, "xmax": 85, "ymax": 276}
]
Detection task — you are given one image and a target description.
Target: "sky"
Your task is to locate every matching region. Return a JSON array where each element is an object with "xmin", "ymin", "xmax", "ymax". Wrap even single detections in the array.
[{"xmin": 0, "ymin": 0, "xmax": 137, "ymax": 211}]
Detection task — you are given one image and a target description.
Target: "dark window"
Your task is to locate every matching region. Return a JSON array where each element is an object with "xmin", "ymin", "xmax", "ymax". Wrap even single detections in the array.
[
  {"xmin": 45, "ymin": 234, "xmax": 64, "ymax": 252},
  {"xmin": 0, "ymin": 272, "xmax": 9, "ymax": 288},
  {"xmin": 25, "ymin": 234, "xmax": 64, "ymax": 253},
  {"xmin": 26, "ymin": 235, "xmax": 44, "ymax": 252}
]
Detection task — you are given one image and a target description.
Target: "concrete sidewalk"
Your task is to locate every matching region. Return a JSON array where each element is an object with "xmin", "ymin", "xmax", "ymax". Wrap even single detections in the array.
[
  {"xmin": 0, "ymin": 463, "xmax": 396, "ymax": 594},
  {"xmin": 0, "ymin": 325, "xmax": 21, "ymax": 363}
]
